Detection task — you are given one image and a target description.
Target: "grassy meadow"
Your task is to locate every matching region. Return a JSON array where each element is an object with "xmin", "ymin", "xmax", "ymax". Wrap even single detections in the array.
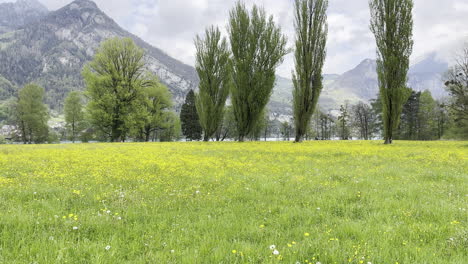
[{"xmin": 0, "ymin": 141, "xmax": 467, "ymax": 263}]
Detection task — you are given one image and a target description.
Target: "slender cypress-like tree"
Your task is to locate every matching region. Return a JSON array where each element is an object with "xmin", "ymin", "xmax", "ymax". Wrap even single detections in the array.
[
  {"xmin": 195, "ymin": 26, "xmax": 231, "ymax": 141},
  {"xmin": 292, "ymin": 0, "xmax": 328, "ymax": 142},
  {"xmin": 228, "ymin": 2, "xmax": 288, "ymax": 141},
  {"xmin": 180, "ymin": 90, "xmax": 202, "ymax": 141},
  {"xmin": 370, "ymin": 0, "xmax": 414, "ymax": 144}
]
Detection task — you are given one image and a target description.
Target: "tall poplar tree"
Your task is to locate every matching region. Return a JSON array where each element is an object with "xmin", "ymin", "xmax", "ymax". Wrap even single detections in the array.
[
  {"xmin": 370, "ymin": 0, "xmax": 414, "ymax": 144},
  {"xmin": 228, "ymin": 2, "xmax": 288, "ymax": 141},
  {"xmin": 195, "ymin": 26, "xmax": 231, "ymax": 141},
  {"xmin": 292, "ymin": 0, "xmax": 328, "ymax": 142}
]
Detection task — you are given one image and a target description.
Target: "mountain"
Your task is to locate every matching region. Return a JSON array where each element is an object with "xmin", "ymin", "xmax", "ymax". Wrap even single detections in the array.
[
  {"xmin": 0, "ymin": 0, "xmax": 198, "ymax": 109},
  {"xmin": 271, "ymin": 53, "xmax": 450, "ymax": 117},
  {"xmin": 0, "ymin": 0, "xmax": 49, "ymax": 34},
  {"xmin": 0, "ymin": 0, "xmax": 454, "ymax": 118}
]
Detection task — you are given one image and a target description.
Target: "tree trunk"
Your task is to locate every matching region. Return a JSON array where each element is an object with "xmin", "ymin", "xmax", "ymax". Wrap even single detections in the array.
[
  {"xmin": 295, "ymin": 134, "xmax": 303, "ymax": 143},
  {"xmin": 72, "ymin": 123, "xmax": 75, "ymax": 143},
  {"xmin": 203, "ymin": 135, "xmax": 210, "ymax": 142}
]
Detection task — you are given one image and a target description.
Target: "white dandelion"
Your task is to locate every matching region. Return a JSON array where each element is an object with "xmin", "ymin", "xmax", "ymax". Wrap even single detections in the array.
[
  {"xmin": 269, "ymin": 245, "xmax": 276, "ymax": 250},
  {"xmin": 105, "ymin": 245, "xmax": 111, "ymax": 251},
  {"xmin": 72, "ymin": 226, "xmax": 78, "ymax": 230},
  {"xmin": 272, "ymin": 249, "xmax": 279, "ymax": 255}
]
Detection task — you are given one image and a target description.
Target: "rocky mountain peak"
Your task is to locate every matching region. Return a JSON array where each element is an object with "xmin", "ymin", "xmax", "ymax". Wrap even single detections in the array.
[
  {"xmin": 46, "ymin": 0, "xmax": 114, "ymax": 29},
  {"xmin": 68, "ymin": 0, "xmax": 98, "ymax": 9}
]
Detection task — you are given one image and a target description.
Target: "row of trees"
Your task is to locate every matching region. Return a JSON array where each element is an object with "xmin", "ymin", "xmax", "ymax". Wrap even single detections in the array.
[
  {"xmin": 191, "ymin": 86, "xmax": 451, "ymax": 142},
  {"xmin": 1, "ymin": 0, "xmax": 465, "ymax": 144},
  {"xmin": 186, "ymin": 0, "xmax": 422, "ymax": 144},
  {"xmin": 2, "ymin": 38, "xmax": 182, "ymax": 144},
  {"xmin": 191, "ymin": 0, "xmax": 325, "ymax": 142},
  {"xmin": 191, "ymin": 2, "xmax": 288, "ymax": 142}
]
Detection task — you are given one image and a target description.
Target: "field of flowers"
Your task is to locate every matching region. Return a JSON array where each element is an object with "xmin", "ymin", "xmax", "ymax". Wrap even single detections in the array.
[{"xmin": 0, "ymin": 141, "xmax": 466, "ymax": 263}]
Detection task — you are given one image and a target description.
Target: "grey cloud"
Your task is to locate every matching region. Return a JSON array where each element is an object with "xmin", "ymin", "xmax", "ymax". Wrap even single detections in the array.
[{"xmin": 2, "ymin": 0, "xmax": 468, "ymax": 76}]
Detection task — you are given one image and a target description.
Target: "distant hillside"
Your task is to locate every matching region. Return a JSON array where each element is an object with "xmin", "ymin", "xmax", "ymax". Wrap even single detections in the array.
[{"xmin": 272, "ymin": 53, "xmax": 450, "ymax": 116}]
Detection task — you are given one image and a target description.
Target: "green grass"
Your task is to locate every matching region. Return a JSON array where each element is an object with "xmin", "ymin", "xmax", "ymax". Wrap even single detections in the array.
[{"xmin": 0, "ymin": 141, "xmax": 467, "ymax": 263}]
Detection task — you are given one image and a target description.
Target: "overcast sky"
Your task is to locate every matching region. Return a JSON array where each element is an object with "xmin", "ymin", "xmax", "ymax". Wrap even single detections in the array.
[{"xmin": 5, "ymin": 0, "xmax": 468, "ymax": 77}]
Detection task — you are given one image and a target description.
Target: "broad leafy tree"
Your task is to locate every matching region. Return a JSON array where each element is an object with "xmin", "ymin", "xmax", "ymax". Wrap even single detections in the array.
[
  {"xmin": 83, "ymin": 37, "xmax": 152, "ymax": 142},
  {"xmin": 64, "ymin": 91, "xmax": 85, "ymax": 143},
  {"xmin": 292, "ymin": 0, "xmax": 328, "ymax": 142},
  {"xmin": 16, "ymin": 84, "xmax": 49, "ymax": 144},
  {"xmin": 195, "ymin": 26, "xmax": 231, "ymax": 141},
  {"xmin": 370, "ymin": 0, "xmax": 414, "ymax": 144},
  {"xmin": 133, "ymin": 76, "xmax": 173, "ymax": 142},
  {"xmin": 180, "ymin": 90, "xmax": 202, "ymax": 141},
  {"xmin": 228, "ymin": 2, "xmax": 288, "ymax": 141}
]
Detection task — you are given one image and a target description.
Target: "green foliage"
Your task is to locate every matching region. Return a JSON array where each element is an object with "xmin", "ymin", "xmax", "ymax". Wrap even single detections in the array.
[
  {"xmin": 417, "ymin": 91, "xmax": 437, "ymax": 140},
  {"xmin": 132, "ymin": 75, "xmax": 173, "ymax": 142},
  {"xmin": 64, "ymin": 91, "xmax": 85, "ymax": 143},
  {"xmin": 0, "ymin": 102, "xmax": 7, "ymax": 124},
  {"xmin": 0, "ymin": 135, "xmax": 6, "ymax": 144},
  {"xmin": 370, "ymin": 0, "xmax": 414, "ymax": 144},
  {"xmin": 47, "ymin": 131, "xmax": 61, "ymax": 144},
  {"xmin": 397, "ymin": 90, "xmax": 439, "ymax": 140},
  {"xmin": 0, "ymin": 76, "xmax": 16, "ymax": 101},
  {"xmin": 228, "ymin": 2, "xmax": 288, "ymax": 141},
  {"xmin": 248, "ymin": 109, "xmax": 269, "ymax": 141},
  {"xmin": 195, "ymin": 26, "xmax": 231, "ymax": 141},
  {"xmin": 397, "ymin": 90, "xmax": 420, "ymax": 140},
  {"xmin": 160, "ymin": 112, "xmax": 182, "ymax": 142},
  {"xmin": 215, "ymin": 106, "xmax": 238, "ymax": 141},
  {"xmin": 180, "ymin": 90, "xmax": 202, "ymax": 141},
  {"xmin": 16, "ymin": 83, "xmax": 49, "ymax": 144},
  {"xmin": 292, "ymin": 0, "xmax": 328, "ymax": 142},
  {"xmin": 83, "ymin": 38, "xmax": 152, "ymax": 142}
]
